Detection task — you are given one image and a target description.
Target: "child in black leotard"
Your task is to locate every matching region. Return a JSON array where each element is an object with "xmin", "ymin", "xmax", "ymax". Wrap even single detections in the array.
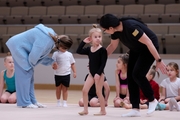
[{"xmin": 76, "ymin": 24, "xmax": 108, "ymax": 116}]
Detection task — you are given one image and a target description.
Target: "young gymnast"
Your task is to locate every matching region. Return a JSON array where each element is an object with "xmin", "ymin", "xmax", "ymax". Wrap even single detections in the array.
[
  {"xmin": 0, "ymin": 53, "xmax": 16, "ymax": 103},
  {"xmin": 6, "ymin": 24, "xmax": 67, "ymax": 108},
  {"xmin": 113, "ymin": 53, "xmax": 129, "ymax": 107},
  {"xmin": 76, "ymin": 24, "xmax": 108, "ymax": 115},
  {"xmin": 52, "ymin": 35, "xmax": 76, "ymax": 107}
]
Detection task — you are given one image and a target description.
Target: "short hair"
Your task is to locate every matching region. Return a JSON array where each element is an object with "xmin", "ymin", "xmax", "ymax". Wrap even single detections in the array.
[
  {"xmin": 99, "ymin": 14, "xmax": 120, "ymax": 29},
  {"xmin": 99, "ymin": 13, "xmax": 146, "ymax": 29}
]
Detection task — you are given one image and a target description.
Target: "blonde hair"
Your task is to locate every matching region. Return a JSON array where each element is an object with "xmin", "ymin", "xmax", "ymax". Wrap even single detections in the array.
[
  {"xmin": 49, "ymin": 33, "xmax": 73, "ymax": 50},
  {"xmin": 88, "ymin": 24, "xmax": 102, "ymax": 37},
  {"xmin": 4, "ymin": 52, "xmax": 12, "ymax": 62}
]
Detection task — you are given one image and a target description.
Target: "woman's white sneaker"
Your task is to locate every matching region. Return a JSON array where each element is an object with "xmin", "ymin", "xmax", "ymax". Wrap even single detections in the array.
[
  {"xmin": 34, "ymin": 102, "xmax": 47, "ymax": 108},
  {"xmin": 147, "ymin": 99, "xmax": 158, "ymax": 115},
  {"xmin": 22, "ymin": 104, "xmax": 38, "ymax": 108}
]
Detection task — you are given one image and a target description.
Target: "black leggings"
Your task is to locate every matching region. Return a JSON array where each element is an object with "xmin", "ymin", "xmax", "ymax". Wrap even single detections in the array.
[{"xmin": 127, "ymin": 49, "xmax": 156, "ymax": 109}]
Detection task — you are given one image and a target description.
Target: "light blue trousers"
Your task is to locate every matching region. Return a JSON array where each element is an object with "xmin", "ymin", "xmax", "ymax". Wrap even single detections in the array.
[{"xmin": 14, "ymin": 59, "xmax": 37, "ymax": 107}]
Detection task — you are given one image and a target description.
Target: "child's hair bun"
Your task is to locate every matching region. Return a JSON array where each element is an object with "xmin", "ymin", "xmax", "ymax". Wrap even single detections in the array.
[
  {"xmin": 92, "ymin": 24, "xmax": 98, "ymax": 28},
  {"xmin": 152, "ymin": 65, "xmax": 156, "ymax": 70},
  {"xmin": 6, "ymin": 52, "xmax": 11, "ymax": 56}
]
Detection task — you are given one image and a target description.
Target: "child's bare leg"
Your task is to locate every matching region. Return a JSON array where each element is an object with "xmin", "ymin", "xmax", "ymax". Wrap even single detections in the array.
[
  {"xmin": 79, "ymin": 74, "xmax": 94, "ymax": 115},
  {"xmin": 62, "ymin": 85, "xmax": 68, "ymax": 107},
  {"xmin": 140, "ymin": 104, "xmax": 148, "ymax": 109},
  {"xmin": 56, "ymin": 85, "xmax": 62, "ymax": 106},
  {"xmin": 56, "ymin": 85, "xmax": 62, "ymax": 100},
  {"xmin": 122, "ymin": 102, "xmax": 132, "ymax": 109},
  {"xmin": 62, "ymin": 85, "xmax": 68, "ymax": 101},
  {"xmin": 78, "ymin": 98, "xmax": 84, "ymax": 107},
  {"xmin": 94, "ymin": 74, "xmax": 106, "ymax": 115},
  {"xmin": 0, "ymin": 92, "xmax": 10, "ymax": 103},
  {"xmin": 89, "ymin": 98, "xmax": 100, "ymax": 107},
  {"xmin": 8, "ymin": 92, "xmax": 16, "ymax": 103}
]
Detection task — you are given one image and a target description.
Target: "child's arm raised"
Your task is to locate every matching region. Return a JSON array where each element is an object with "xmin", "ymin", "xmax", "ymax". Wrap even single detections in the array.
[{"xmin": 76, "ymin": 37, "xmax": 90, "ymax": 55}]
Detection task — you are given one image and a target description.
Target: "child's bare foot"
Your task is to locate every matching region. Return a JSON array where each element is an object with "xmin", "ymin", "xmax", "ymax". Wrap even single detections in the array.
[
  {"xmin": 94, "ymin": 111, "xmax": 106, "ymax": 116},
  {"xmin": 78, "ymin": 111, "xmax": 88, "ymax": 116},
  {"xmin": 120, "ymin": 101, "xmax": 124, "ymax": 107},
  {"xmin": 122, "ymin": 102, "xmax": 131, "ymax": 109}
]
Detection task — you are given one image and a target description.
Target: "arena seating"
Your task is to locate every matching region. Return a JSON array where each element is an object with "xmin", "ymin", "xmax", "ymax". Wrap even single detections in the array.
[{"xmin": 0, "ymin": 0, "xmax": 180, "ymax": 54}]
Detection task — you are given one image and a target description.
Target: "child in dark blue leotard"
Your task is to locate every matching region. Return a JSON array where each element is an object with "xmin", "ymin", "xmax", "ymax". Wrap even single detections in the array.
[{"xmin": 76, "ymin": 24, "xmax": 108, "ymax": 116}]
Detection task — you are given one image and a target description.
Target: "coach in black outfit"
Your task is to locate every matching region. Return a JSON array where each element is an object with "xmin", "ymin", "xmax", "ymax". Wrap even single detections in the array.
[{"xmin": 99, "ymin": 14, "xmax": 167, "ymax": 117}]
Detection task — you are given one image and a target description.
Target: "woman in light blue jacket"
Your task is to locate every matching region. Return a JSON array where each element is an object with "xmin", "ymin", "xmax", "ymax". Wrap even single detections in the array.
[{"xmin": 6, "ymin": 24, "xmax": 72, "ymax": 108}]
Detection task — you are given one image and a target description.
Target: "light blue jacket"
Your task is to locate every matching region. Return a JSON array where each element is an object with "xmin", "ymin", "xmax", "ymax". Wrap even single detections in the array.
[{"xmin": 6, "ymin": 24, "xmax": 56, "ymax": 71}]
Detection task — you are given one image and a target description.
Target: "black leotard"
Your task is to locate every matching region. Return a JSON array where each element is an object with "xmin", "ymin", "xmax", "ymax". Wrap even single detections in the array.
[{"xmin": 76, "ymin": 41, "xmax": 107, "ymax": 77}]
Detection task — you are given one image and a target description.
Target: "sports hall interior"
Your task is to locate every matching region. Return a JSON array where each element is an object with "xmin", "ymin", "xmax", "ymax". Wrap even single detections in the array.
[{"xmin": 0, "ymin": 0, "xmax": 180, "ymax": 120}]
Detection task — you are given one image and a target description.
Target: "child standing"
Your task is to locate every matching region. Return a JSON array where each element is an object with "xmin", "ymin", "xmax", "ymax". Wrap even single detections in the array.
[
  {"xmin": 52, "ymin": 35, "xmax": 76, "ymax": 107},
  {"xmin": 76, "ymin": 24, "xmax": 108, "ymax": 115},
  {"xmin": 113, "ymin": 53, "xmax": 129, "ymax": 107},
  {"xmin": 0, "ymin": 53, "xmax": 16, "ymax": 103}
]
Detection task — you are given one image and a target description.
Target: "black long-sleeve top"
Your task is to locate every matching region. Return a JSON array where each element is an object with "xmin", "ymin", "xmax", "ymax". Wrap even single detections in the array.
[{"xmin": 76, "ymin": 41, "xmax": 107, "ymax": 77}]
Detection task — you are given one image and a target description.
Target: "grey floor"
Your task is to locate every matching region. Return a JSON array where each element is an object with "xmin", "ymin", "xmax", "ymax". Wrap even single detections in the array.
[{"xmin": 0, "ymin": 90, "xmax": 179, "ymax": 120}]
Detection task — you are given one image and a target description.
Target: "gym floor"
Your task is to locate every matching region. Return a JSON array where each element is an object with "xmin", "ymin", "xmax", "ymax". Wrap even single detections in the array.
[{"xmin": 0, "ymin": 90, "xmax": 179, "ymax": 120}]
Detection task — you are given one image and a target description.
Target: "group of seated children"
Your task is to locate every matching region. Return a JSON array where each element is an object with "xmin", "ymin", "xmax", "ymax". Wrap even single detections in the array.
[{"xmin": 78, "ymin": 53, "xmax": 180, "ymax": 112}]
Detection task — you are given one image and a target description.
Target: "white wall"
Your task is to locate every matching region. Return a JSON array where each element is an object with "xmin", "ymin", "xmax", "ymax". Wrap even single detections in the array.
[{"xmin": 0, "ymin": 54, "xmax": 180, "ymax": 86}]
